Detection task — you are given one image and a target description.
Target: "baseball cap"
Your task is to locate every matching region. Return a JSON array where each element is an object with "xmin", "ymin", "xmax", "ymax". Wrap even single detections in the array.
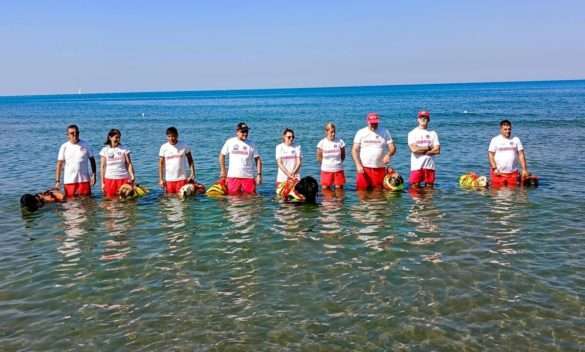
[
  {"xmin": 236, "ymin": 122, "xmax": 249, "ymax": 132},
  {"xmin": 418, "ymin": 111, "xmax": 430, "ymax": 119},
  {"xmin": 366, "ymin": 112, "xmax": 380, "ymax": 123}
]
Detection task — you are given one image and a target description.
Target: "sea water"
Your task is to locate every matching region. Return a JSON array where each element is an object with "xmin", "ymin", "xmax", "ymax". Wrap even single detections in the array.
[{"xmin": 1, "ymin": 81, "xmax": 584, "ymax": 350}]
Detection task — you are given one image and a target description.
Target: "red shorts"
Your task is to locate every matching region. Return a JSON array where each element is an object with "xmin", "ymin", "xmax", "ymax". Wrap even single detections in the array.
[
  {"xmin": 227, "ymin": 177, "xmax": 256, "ymax": 195},
  {"xmin": 490, "ymin": 170, "xmax": 518, "ymax": 188},
  {"xmin": 165, "ymin": 179, "xmax": 189, "ymax": 193},
  {"xmin": 103, "ymin": 178, "xmax": 130, "ymax": 198},
  {"xmin": 409, "ymin": 169, "xmax": 436, "ymax": 185},
  {"xmin": 356, "ymin": 167, "xmax": 386, "ymax": 190},
  {"xmin": 64, "ymin": 182, "xmax": 91, "ymax": 198},
  {"xmin": 320, "ymin": 170, "xmax": 346, "ymax": 188}
]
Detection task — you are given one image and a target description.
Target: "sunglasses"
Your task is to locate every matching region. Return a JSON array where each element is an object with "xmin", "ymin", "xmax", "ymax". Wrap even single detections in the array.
[{"xmin": 285, "ymin": 135, "xmax": 294, "ymax": 139}]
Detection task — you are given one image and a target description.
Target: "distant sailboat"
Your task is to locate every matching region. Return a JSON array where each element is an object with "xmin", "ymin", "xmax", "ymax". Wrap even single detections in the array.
[{"xmin": 77, "ymin": 88, "xmax": 82, "ymax": 95}]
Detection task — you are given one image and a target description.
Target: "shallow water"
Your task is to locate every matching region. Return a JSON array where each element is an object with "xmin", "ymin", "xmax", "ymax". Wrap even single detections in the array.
[{"xmin": 1, "ymin": 81, "xmax": 585, "ymax": 351}]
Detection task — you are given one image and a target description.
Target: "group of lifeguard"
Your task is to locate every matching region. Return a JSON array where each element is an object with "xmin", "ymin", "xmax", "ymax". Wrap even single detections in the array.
[{"xmin": 52, "ymin": 111, "xmax": 529, "ymax": 199}]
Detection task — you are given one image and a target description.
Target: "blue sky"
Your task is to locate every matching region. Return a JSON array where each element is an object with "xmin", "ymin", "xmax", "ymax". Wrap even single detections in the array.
[{"xmin": 1, "ymin": 0, "xmax": 583, "ymax": 95}]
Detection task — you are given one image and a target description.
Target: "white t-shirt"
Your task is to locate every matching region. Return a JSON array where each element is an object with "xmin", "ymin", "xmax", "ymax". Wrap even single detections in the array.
[
  {"xmin": 159, "ymin": 142, "xmax": 191, "ymax": 181},
  {"xmin": 317, "ymin": 138, "xmax": 345, "ymax": 172},
  {"xmin": 99, "ymin": 146, "xmax": 130, "ymax": 179},
  {"xmin": 220, "ymin": 137, "xmax": 260, "ymax": 178},
  {"xmin": 57, "ymin": 140, "xmax": 94, "ymax": 184},
  {"xmin": 275, "ymin": 143, "xmax": 302, "ymax": 182},
  {"xmin": 353, "ymin": 127, "xmax": 393, "ymax": 168},
  {"xmin": 488, "ymin": 135, "xmax": 524, "ymax": 173},
  {"xmin": 408, "ymin": 127, "xmax": 440, "ymax": 171}
]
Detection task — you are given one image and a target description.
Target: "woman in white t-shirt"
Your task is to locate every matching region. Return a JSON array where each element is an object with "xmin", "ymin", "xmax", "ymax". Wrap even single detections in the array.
[
  {"xmin": 316, "ymin": 122, "xmax": 346, "ymax": 189},
  {"xmin": 275, "ymin": 128, "xmax": 302, "ymax": 186},
  {"xmin": 99, "ymin": 129, "xmax": 136, "ymax": 198}
]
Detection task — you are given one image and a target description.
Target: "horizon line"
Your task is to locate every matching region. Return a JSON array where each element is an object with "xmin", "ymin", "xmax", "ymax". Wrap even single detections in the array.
[{"xmin": 2, "ymin": 78, "xmax": 584, "ymax": 99}]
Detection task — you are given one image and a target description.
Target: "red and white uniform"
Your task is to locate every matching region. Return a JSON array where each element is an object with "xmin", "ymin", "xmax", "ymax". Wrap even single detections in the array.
[
  {"xmin": 99, "ymin": 146, "xmax": 130, "ymax": 179},
  {"xmin": 317, "ymin": 138, "xmax": 345, "ymax": 172},
  {"xmin": 220, "ymin": 137, "xmax": 260, "ymax": 179},
  {"xmin": 58, "ymin": 140, "xmax": 94, "ymax": 184},
  {"xmin": 275, "ymin": 143, "xmax": 302, "ymax": 183},
  {"xmin": 488, "ymin": 135, "xmax": 524, "ymax": 173},
  {"xmin": 353, "ymin": 127, "xmax": 393, "ymax": 168},
  {"xmin": 408, "ymin": 127, "xmax": 440, "ymax": 171},
  {"xmin": 159, "ymin": 142, "xmax": 191, "ymax": 181}
]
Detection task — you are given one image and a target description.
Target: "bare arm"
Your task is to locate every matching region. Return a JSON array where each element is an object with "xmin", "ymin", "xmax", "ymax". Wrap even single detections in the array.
[
  {"xmin": 89, "ymin": 157, "xmax": 97, "ymax": 186},
  {"xmin": 255, "ymin": 156, "xmax": 263, "ymax": 184},
  {"xmin": 159, "ymin": 157, "xmax": 166, "ymax": 187},
  {"xmin": 383, "ymin": 142, "xmax": 397, "ymax": 164},
  {"xmin": 340, "ymin": 147, "xmax": 346, "ymax": 162},
  {"xmin": 125, "ymin": 153, "xmax": 136, "ymax": 182},
  {"xmin": 55, "ymin": 160, "xmax": 64, "ymax": 189},
  {"xmin": 219, "ymin": 153, "xmax": 227, "ymax": 178},
  {"xmin": 186, "ymin": 152, "xmax": 196, "ymax": 180},
  {"xmin": 426, "ymin": 144, "xmax": 441, "ymax": 156},
  {"xmin": 409, "ymin": 143, "xmax": 430, "ymax": 155},
  {"xmin": 518, "ymin": 150, "xmax": 529, "ymax": 177},
  {"xmin": 351, "ymin": 143, "xmax": 363, "ymax": 173},
  {"xmin": 488, "ymin": 151, "xmax": 497, "ymax": 172},
  {"xmin": 100, "ymin": 156, "xmax": 107, "ymax": 191},
  {"xmin": 316, "ymin": 148, "xmax": 323, "ymax": 163}
]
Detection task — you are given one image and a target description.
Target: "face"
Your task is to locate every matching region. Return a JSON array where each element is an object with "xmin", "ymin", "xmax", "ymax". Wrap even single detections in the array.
[
  {"xmin": 237, "ymin": 129, "xmax": 248, "ymax": 141},
  {"xmin": 418, "ymin": 116, "xmax": 429, "ymax": 128},
  {"xmin": 500, "ymin": 124, "xmax": 512, "ymax": 138},
  {"xmin": 368, "ymin": 122, "xmax": 379, "ymax": 130},
  {"xmin": 283, "ymin": 132, "xmax": 295, "ymax": 145},
  {"xmin": 167, "ymin": 133, "xmax": 178, "ymax": 145},
  {"xmin": 326, "ymin": 127, "xmax": 336, "ymax": 141},
  {"xmin": 66, "ymin": 128, "xmax": 79, "ymax": 143},
  {"xmin": 109, "ymin": 133, "xmax": 121, "ymax": 147}
]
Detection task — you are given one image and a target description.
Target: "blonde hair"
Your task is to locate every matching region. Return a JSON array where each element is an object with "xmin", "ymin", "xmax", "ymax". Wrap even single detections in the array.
[{"xmin": 324, "ymin": 122, "xmax": 336, "ymax": 131}]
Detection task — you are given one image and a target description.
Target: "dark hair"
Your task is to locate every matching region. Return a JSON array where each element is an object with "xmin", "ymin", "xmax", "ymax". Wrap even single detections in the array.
[
  {"xmin": 500, "ymin": 120, "xmax": 512, "ymax": 127},
  {"xmin": 166, "ymin": 127, "xmax": 179, "ymax": 136},
  {"xmin": 66, "ymin": 124, "xmax": 79, "ymax": 134},
  {"xmin": 282, "ymin": 128, "xmax": 295, "ymax": 137},
  {"xmin": 20, "ymin": 194, "xmax": 41, "ymax": 212},
  {"xmin": 104, "ymin": 129, "xmax": 122, "ymax": 146}
]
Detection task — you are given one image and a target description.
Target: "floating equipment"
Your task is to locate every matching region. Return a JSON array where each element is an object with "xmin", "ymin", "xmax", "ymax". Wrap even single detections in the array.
[
  {"xmin": 383, "ymin": 168, "xmax": 404, "ymax": 191},
  {"xmin": 118, "ymin": 184, "xmax": 148, "ymax": 200},
  {"xmin": 205, "ymin": 179, "xmax": 227, "ymax": 196},
  {"xmin": 276, "ymin": 179, "xmax": 306, "ymax": 203},
  {"xmin": 458, "ymin": 172, "xmax": 488, "ymax": 188}
]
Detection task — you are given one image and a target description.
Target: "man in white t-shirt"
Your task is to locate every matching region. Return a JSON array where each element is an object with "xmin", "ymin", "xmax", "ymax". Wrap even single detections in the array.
[
  {"xmin": 351, "ymin": 112, "xmax": 396, "ymax": 190},
  {"xmin": 158, "ymin": 126, "xmax": 196, "ymax": 193},
  {"xmin": 55, "ymin": 124, "xmax": 96, "ymax": 198},
  {"xmin": 219, "ymin": 122, "xmax": 263, "ymax": 195},
  {"xmin": 408, "ymin": 111, "xmax": 440, "ymax": 188},
  {"xmin": 488, "ymin": 119, "xmax": 529, "ymax": 187}
]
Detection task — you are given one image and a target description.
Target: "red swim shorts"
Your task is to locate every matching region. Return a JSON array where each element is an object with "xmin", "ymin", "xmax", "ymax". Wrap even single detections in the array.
[
  {"xmin": 165, "ymin": 179, "xmax": 188, "ymax": 193},
  {"xmin": 103, "ymin": 178, "xmax": 130, "ymax": 198},
  {"xmin": 409, "ymin": 169, "xmax": 436, "ymax": 185},
  {"xmin": 64, "ymin": 182, "xmax": 91, "ymax": 198},
  {"xmin": 320, "ymin": 170, "xmax": 346, "ymax": 188},
  {"xmin": 490, "ymin": 170, "xmax": 519, "ymax": 188},
  {"xmin": 227, "ymin": 177, "xmax": 256, "ymax": 195},
  {"xmin": 356, "ymin": 167, "xmax": 386, "ymax": 190}
]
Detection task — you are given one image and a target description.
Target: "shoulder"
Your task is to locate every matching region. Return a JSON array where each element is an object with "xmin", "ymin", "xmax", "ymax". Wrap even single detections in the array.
[{"xmin": 99, "ymin": 146, "xmax": 108, "ymax": 154}]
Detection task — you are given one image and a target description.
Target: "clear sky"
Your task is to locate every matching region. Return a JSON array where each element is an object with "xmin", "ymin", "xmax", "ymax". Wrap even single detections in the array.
[{"xmin": 1, "ymin": 0, "xmax": 584, "ymax": 95}]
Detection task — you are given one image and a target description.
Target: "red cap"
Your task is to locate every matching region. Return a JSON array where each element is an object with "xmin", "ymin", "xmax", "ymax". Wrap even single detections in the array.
[
  {"xmin": 366, "ymin": 112, "xmax": 380, "ymax": 123},
  {"xmin": 417, "ymin": 111, "xmax": 430, "ymax": 119}
]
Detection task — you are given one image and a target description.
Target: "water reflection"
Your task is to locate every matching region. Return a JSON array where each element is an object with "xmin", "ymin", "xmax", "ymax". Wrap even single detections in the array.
[
  {"xmin": 351, "ymin": 190, "xmax": 397, "ymax": 251},
  {"xmin": 319, "ymin": 189, "xmax": 345, "ymax": 240},
  {"xmin": 99, "ymin": 200, "xmax": 135, "ymax": 261}
]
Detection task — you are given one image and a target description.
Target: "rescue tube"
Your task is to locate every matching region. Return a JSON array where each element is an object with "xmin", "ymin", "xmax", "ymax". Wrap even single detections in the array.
[{"xmin": 383, "ymin": 168, "xmax": 404, "ymax": 191}]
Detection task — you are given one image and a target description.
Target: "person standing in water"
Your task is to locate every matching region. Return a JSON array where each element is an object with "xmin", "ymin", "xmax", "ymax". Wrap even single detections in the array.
[
  {"xmin": 408, "ymin": 111, "xmax": 440, "ymax": 188},
  {"xmin": 158, "ymin": 127, "xmax": 196, "ymax": 193},
  {"xmin": 55, "ymin": 124, "xmax": 96, "ymax": 197},
  {"xmin": 99, "ymin": 129, "xmax": 136, "ymax": 198},
  {"xmin": 275, "ymin": 128, "xmax": 302, "ymax": 186},
  {"xmin": 317, "ymin": 122, "xmax": 346, "ymax": 190},
  {"xmin": 488, "ymin": 119, "xmax": 529, "ymax": 187}
]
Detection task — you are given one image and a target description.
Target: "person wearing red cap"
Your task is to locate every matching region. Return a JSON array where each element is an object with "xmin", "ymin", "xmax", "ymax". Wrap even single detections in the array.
[
  {"xmin": 219, "ymin": 122, "xmax": 263, "ymax": 195},
  {"xmin": 488, "ymin": 120, "xmax": 529, "ymax": 187},
  {"xmin": 351, "ymin": 112, "xmax": 396, "ymax": 190},
  {"xmin": 408, "ymin": 111, "xmax": 440, "ymax": 188}
]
